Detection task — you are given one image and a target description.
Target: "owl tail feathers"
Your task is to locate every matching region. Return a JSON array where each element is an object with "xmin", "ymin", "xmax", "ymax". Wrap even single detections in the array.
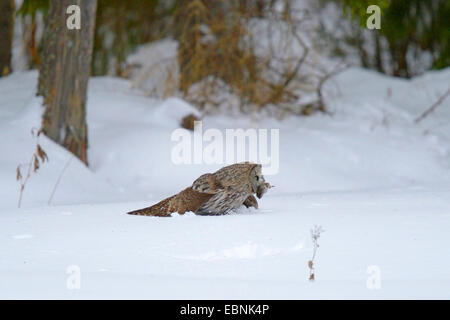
[{"xmin": 127, "ymin": 195, "xmax": 177, "ymax": 217}]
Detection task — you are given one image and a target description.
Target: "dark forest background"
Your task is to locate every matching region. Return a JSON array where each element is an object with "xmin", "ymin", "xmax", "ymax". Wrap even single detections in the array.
[{"xmin": 2, "ymin": 0, "xmax": 448, "ymax": 79}]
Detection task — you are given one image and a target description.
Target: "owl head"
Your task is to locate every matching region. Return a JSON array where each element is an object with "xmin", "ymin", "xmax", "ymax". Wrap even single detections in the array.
[{"xmin": 250, "ymin": 164, "xmax": 271, "ymax": 198}]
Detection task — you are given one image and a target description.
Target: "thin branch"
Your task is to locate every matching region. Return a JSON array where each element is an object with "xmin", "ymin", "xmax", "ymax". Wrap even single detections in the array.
[
  {"xmin": 16, "ymin": 128, "xmax": 48, "ymax": 208},
  {"xmin": 48, "ymin": 156, "xmax": 73, "ymax": 205},
  {"xmin": 308, "ymin": 225, "xmax": 324, "ymax": 281},
  {"xmin": 414, "ymin": 87, "xmax": 450, "ymax": 123},
  {"xmin": 17, "ymin": 155, "xmax": 35, "ymax": 208},
  {"xmin": 317, "ymin": 62, "xmax": 351, "ymax": 111}
]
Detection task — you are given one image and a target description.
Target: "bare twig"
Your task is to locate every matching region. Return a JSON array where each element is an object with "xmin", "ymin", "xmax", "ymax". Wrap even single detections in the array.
[
  {"xmin": 48, "ymin": 156, "xmax": 73, "ymax": 205},
  {"xmin": 17, "ymin": 154, "xmax": 35, "ymax": 209},
  {"xmin": 16, "ymin": 128, "xmax": 48, "ymax": 208},
  {"xmin": 317, "ymin": 62, "xmax": 351, "ymax": 113},
  {"xmin": 308, "ymin": 225, "xmax": 324, "ymax": 281},
  {"xmin": 414, "ymin": 87, "xmax": 450, "ymax": 123}
]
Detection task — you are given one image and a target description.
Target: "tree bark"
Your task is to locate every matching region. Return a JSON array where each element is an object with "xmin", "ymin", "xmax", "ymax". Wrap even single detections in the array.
[
  {"xmin": 38, "ymin": 0, "xmax": 97, "ymax": 165},
  {"xmin": 0, "ymin": 0, "xmax": 14, "ymax": 76}
]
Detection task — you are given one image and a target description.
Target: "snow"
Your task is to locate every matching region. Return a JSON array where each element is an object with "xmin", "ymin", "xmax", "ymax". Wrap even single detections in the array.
[
  {"xmin": 0, "ymin": 66, "xmax": 449, "ymax": 299},
  {"xmin": 126, "ymin": 39, "xmax": 179, "ymax": 98}
]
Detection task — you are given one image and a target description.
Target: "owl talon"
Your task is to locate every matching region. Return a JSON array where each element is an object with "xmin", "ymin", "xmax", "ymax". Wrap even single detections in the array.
[{"xmin": 243, "ymin": 195, "xmax": 258, "ymax": 209}]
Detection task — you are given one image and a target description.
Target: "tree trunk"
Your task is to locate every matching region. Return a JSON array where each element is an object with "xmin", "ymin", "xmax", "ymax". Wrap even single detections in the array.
[
  {"xmin": 373, "ymin": 31, "xmax": 384, "ymax": 74},
  {"xmin": 38, "ymin": 0, "xmax": 97, "ymax": 165},
  {"xmin": 355, "ymin": 29, "xmax": 369, "ymax": 69},
  {"xmin": 0, "ymin": 0, "xmax": 14, "ymax": 76}
]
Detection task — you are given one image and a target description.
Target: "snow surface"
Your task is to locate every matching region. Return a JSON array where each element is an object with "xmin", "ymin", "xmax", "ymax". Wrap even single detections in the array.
[{"xmin": 0, "ymin": 67, "xmax": 449, "ymax": 299}]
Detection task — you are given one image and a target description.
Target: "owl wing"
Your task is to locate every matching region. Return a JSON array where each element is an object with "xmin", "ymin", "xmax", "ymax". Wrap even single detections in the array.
[
  {"xmin": 194, "ymin": 179, "xmax": 252, "ymax": 215},
  {"xmin": 128, "ymin": 173, "xmax": 226, "ymax": 217},
  {"xmin": 127, "ymin": 186, "xmax": 215, "ymax": 217},
  {"xmin": 154, "ymin": 173, "xmax": 223, "ymax": 215},
  {"xmin": 169, "ymin": 186, "xmax": 216, "ymax": 214},
  {"xmin": 192, "ymin": 173, "xmax": 225, "ymax": 194}
]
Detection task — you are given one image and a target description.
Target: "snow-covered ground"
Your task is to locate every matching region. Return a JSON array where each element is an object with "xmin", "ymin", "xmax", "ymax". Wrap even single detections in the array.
[{"xmin": 0, "ymin": 67, "xmax": 449, "ymax": 299}]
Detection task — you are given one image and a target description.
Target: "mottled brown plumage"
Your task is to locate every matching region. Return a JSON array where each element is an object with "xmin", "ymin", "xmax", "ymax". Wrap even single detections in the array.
[{"xmin": 127, "ymin": 162, "xmax": 271, "ymax": 217}]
